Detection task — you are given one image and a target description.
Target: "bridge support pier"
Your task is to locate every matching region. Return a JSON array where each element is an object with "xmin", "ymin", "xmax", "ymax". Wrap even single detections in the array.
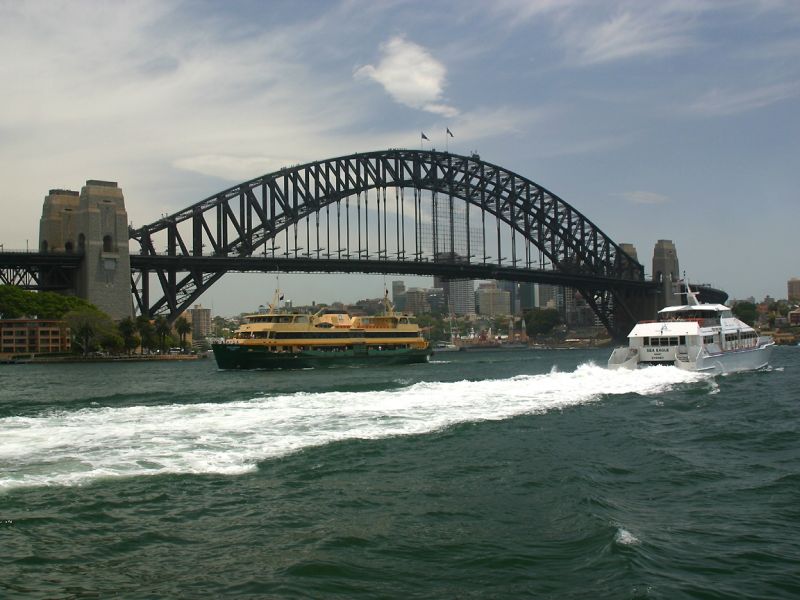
[
  {"xmin": 39, "ymin": 181, "xmax": 132, "ymax": 320},
  {"xmin": 612, "ymin": 288, "xmax": 661, "ymax": 343}
]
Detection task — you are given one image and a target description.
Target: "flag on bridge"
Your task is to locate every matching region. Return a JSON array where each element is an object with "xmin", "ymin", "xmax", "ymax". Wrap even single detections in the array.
[
  {"xmin": 446, "ymin": 127, "xmax": 454, "ymax": 137},
  {"xmin": 421, "ymin": 132, "xmax": 429, "ymax": 140}
]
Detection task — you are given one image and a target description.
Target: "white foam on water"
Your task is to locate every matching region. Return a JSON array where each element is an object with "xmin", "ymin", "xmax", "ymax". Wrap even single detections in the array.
[
  {"xmin": 615, "ymin": 527, "xmax": 640, "ymax": 546},
  {"xmin": 0, "ymin": 363, "xmax": 707, "ymax": 490}
]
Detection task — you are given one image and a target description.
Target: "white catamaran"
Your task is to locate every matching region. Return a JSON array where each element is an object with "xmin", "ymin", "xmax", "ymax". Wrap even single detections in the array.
[{"xmin": 608, "ymin": 285, "xmax": 774, "ymax": 374}]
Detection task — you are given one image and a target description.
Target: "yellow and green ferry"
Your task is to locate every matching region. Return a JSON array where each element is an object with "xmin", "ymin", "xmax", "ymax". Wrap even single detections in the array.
[{"xmin": 211, "ymin": 296, "xmax": 431, "ymax": 370}]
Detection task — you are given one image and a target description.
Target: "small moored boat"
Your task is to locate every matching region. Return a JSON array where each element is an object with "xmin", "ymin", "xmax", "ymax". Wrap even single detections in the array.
[{"xmin": 608, "ymin": 285, "xmax": 774, "ymax": 374}]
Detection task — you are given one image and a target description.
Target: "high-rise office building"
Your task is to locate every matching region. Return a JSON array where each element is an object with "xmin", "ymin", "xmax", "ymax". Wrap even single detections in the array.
[
  {"xmin": 404, "ymin": 288, "xmax": 430, "ymax": 315},
  {"xmin": 519, "ymin": 282, "xmax": 536, "ymax": 312},
  {"xmin": 497, "ymin": 280, "xmax": 518, "ymax": 314},
  {"xmin": 188, "ymin": 305, "xmax": 212, "ymax": 339},
  {"xmin": 788, "ymin": 278, "xmax": 800, "ymax": 302},
  {"xmin": 537, "ymin": 283, "xmax": 557, "ymax": 309},
  {"xmin": 392, "ymin": 280, "xmax": 407, "ymax": 311},
  {"xmin": 433, "ymin": 253, "xmax": 475, "ymax": 315},
  {"xmin": 475, "ymin": 282, "xmax": 511, "ymax": 316},
  {"xmin": 434, "ymin": 277, "xmax": 474, "ymax": 315},
  {"xmin": 619, "ymin": 243, "xmax": 638, "ymax": 262}
]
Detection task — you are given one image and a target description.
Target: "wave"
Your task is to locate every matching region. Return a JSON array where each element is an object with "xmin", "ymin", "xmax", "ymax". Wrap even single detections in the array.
[{"xmin": 0, "ymin": 363, "xmax": 707, "ymax": 490}]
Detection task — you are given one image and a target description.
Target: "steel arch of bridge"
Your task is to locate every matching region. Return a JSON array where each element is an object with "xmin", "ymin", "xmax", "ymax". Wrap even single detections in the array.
[{"xmin": 129, "ymin": 149, "xmax": 648, "ymax": 338}]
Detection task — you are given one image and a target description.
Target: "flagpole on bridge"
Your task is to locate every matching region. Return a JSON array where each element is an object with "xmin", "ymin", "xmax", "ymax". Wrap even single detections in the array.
[
  {"xmin": 445, "ymin": 127, "xmax": 453, "ymax": 152},
  {"xmin": 421, "ymin": 131, "xmax": 429, "ymax": 150}
]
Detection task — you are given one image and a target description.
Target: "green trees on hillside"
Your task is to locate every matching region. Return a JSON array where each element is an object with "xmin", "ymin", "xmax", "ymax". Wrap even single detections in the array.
[
  {"xmin": 732, "ymin": 301, "xmax": 757, "ymax": 326},
  {"xmin": 0, "ymin": 285, "xmax": 96, "ymax": 319},
  {"xmin": 523, "ymin": 308, "xmax": 561, "ymax": 337},
  {"xmin": 63, "ymin": 308, "xmax": 117, "ymax": 356}
]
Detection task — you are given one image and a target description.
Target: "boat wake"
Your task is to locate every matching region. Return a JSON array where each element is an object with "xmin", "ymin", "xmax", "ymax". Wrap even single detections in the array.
[{"xmin": 0, "ymin": 363, "xmax": 707, "ymax": 490}]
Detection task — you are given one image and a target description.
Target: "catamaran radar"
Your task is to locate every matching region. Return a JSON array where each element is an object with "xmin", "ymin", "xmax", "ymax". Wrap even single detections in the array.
[{"xmin": 608, "ymin": 284, "xmax": 774, "ymax": 374}]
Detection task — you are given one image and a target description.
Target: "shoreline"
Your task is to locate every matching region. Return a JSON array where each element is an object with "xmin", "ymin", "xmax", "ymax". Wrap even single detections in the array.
[{"xmin": 0, "ymin": 353, "xmax": 204, "ymax": 365}]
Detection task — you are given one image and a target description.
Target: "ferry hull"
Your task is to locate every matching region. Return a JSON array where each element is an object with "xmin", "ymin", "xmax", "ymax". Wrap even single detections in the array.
[{"xmin": 212, "ymin": 344, "xmax": 432, "ymax": 370}]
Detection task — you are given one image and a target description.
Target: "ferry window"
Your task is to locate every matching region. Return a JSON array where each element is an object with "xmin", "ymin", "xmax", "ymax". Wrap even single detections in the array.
[{"xmin": 679, "ymin": 336, "xmax": 686, "ymax": 345}]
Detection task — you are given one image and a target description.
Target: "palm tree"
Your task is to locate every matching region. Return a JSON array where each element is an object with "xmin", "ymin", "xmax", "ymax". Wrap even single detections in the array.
[
  {"xmin": 117, "ymin": 317, "xmax": 138, "ymax": 355},
  {"xmin": 135, "ymin": 315, "xmax": 155, "ymax": 354},
  {"xmin": 175, "ymin": 316, "xmax": 191, "ymax": 351},
  {"xmin": 154, "ymin": 316, "xmax": 172, "ymax": 353}
]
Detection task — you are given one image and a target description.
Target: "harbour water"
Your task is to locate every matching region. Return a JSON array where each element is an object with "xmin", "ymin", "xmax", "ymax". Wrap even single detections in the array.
[{"xmin": 1, "ymin": 348, "xmax": 799, "ymax": 598}]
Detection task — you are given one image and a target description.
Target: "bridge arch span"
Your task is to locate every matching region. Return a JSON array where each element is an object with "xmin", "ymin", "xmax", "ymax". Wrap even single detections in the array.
[{"xmin": 129, "ymin": 149, "xmax": 647, "ymax": 338}]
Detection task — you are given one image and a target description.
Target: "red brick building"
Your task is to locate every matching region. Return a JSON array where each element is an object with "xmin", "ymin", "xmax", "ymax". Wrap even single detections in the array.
[{"xmin": 0, "ymin": 319, "xmax": 70, "ymax": 355}]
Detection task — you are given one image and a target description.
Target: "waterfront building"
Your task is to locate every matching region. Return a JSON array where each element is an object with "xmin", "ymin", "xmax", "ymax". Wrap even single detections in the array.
[{"xmin": 0, "ymin": 319, "xmax": 70, "ymax": 355}]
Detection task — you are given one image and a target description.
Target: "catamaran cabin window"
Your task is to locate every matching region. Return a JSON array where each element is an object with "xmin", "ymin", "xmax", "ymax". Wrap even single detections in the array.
[{"xmin": 644, "ymin": 336, "xmax": 680, "ymax": 346}]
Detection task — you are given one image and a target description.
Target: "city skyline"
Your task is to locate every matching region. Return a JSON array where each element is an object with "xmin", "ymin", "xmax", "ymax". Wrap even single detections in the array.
[{"xmin": 1, "ymin": 1, "xmax": 798, "ymax": 314}]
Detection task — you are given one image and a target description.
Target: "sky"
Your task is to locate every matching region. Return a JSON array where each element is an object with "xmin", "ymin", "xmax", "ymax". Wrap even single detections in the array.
[{"xmin": 1, "ymin": 0, "xmax": 798, "ymax": 314}]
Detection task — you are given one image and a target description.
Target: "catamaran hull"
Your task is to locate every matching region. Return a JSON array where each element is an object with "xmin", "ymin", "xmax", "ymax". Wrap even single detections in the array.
[
  {"xmin": 609, "ymin": 343, "xmax": 774, "ymax": 374},
  {"xmin": 674, "ymin": 343, "xmax": 774, "ymax": 374},
  {"xmin": 212, "ymin": 344, "xmax": 432, "ymax": 370}
]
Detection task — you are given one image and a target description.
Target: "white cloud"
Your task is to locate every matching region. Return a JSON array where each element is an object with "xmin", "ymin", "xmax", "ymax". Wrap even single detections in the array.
[
  {"xmin": 173, "ymin": 155, "xmax": 296, "ymax": 182},
  {"xmin": 564, "ymin": 10, "xmax": 694, "ymax": 65},
  {"xmin": 354, "ymin": 36, "xmax": 458, "ymax": 117},
  {"xmin": 0, "ymin": 0, "xmax": 373, "ymax": 232},
  {"xmin": 449, "ymin": 106, "xmax": 548, "ymax": 141},
  {"xmin": 485, "ymin": 0, "xmax": 578, "ymax": 22},
  {"xmin": 687, "ymin": 82, "xmax": 800, "ymax": 116}
]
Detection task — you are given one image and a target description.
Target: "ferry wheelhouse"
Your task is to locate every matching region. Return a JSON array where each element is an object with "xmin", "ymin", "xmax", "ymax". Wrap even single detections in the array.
[
  {"xmin": 608, "ymin": 288, "xmax": 773, "ymax": 374},
  {"xmin": 211, "ymin": 295, "xmax": 431, "ymax": 370}
]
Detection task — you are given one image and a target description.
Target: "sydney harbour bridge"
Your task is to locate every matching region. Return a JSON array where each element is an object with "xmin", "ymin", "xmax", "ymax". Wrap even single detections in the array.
[{"xmin": 2, "ymin": 149, "xmax": 674, "ymax": 341}]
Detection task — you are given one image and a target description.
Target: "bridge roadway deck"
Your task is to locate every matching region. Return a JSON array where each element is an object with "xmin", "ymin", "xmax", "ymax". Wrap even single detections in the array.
[
  {"xmin": 129, "ymin": 254, "xmax": 656, "ymax": 292},
  {"xmin": 0, "ymin": 251, "xmax": 83, "ymax": 268}
]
